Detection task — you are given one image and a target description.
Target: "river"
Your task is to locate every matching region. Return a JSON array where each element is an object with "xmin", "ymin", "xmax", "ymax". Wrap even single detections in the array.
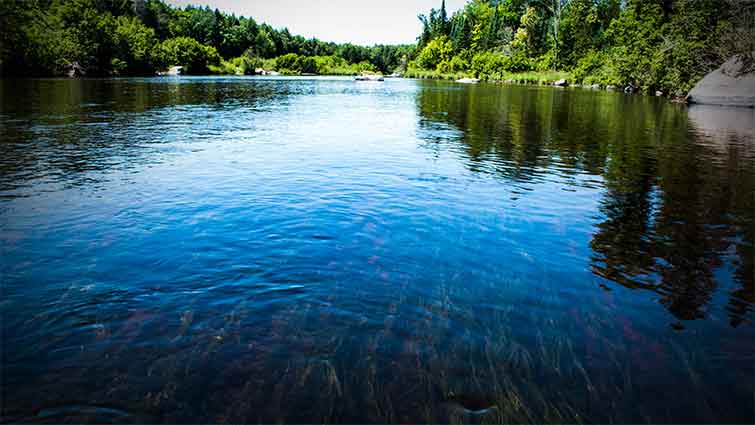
[{"xmin": 1, "ymin": 76, "xmax": 753, "ymax": 423}]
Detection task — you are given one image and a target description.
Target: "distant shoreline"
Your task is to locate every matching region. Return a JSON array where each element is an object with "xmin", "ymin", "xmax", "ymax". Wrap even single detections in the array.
[{"xmin": 0, "ymin": 73, "xmax": 686, "ymax": 103}]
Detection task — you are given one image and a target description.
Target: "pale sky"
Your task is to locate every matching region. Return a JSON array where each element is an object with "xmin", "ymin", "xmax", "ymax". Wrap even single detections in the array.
[{"xmin": 166, "ymin": 0, "xmax": 467, "ymax": 46}]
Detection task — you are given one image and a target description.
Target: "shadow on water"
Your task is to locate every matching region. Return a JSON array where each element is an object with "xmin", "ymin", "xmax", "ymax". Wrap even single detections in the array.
[{"xmin": 415, "ymin": 81, "xmax": 754, "ymax": 328}]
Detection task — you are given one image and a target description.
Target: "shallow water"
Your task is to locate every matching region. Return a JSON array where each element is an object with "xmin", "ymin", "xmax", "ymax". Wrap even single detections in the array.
[{"xmin": 1, "ymin": 77, "xmax": 753, "ymax": 423}]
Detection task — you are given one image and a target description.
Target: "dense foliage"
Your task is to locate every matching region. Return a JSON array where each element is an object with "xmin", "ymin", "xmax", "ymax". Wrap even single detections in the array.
[
  {"xmin": 0, "ymin": 0, "xmax": 414, "ymax": 77},
  {"xmin": 410, "ymin": 0, "xmax": 754, "ymax": 95},
  {"xmin": 1, "ymin": 0, "xmax": 752, "ymax": 94}
]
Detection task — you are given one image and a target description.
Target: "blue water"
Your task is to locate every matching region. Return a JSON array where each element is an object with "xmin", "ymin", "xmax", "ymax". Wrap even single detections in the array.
[{"xmin": 1, "ymin": 77, "xmax": 753, "ymax": 423}]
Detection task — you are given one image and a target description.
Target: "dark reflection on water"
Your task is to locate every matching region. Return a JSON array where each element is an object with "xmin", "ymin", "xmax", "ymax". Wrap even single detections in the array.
[
  {"xmin": 415, "ymin": 83, "xmax": 754, "ymax": 327},
  {"xmin": 1, "ymin": 77, "xmax": 753, "ymax": 424}
]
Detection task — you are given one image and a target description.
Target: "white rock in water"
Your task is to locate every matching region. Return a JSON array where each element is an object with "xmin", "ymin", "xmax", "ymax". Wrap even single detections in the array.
[
  {"xmin": 166, "ymin": 66, "xmax": 183, "ymax": 76},
  {"xmin": 553, "ymin": 79, "xmax": 568, "ymax": 87},
  {"xmin": 687, "ymin": 53, "xmax": 755, "ymax": 107},
  {"xmin": 456, "ymin": 78, "xmax": 480, "ymax": 84},
  {"xmin": 355, "ymin": 74, "xmax": 384, "ymax": 81}
]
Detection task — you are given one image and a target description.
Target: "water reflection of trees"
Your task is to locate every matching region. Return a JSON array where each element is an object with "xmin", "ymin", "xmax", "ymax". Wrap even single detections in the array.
[
  {"xmin": 0, "ymin": 78, "xmax": 285, "ymax": 193},
  {"xmin": 415, "ymin": 82, "xmax": 754, "ymax": 326}
]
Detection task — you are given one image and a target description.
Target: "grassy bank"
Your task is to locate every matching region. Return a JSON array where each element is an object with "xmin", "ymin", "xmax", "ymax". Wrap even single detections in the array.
[
  {"xmin": 404, "ymin": 67, "xmax": 572, "ymax": 86},
  {"xmin": 403, "ymin": 68, "xmax": 471, "ymax": 81},
  {"xmin": 497, "ymin": 71, "xmax": 570, "ymax": 85}
]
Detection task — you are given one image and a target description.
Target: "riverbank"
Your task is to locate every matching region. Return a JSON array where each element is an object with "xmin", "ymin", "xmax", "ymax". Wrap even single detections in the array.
[
  {"xmin": 402, "ymin": 68, "xmax": 638, "ymax": 93},
  {"xmin": 404, "ymin": 68, "xmax": 571, "ymax": 86},
  {"xmin": 402, "ymin": 68, "xmax": 703, "ymax": 102},
  {"xmin": 165, "ymin": 69, "xmax": 661, "ymax": 97},
  {"xmin": 171, "ymin": 69, "xmax": 573, "ymax": 86}
]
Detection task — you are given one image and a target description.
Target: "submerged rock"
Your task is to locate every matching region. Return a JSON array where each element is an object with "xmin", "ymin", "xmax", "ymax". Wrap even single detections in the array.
[
  {"xmin": 442, "ymin": 392, "xmax": 499, "ymax": 419},
  {"xmin": 687, "ymin": 53, "xmax": 755, "ymax": 107}
]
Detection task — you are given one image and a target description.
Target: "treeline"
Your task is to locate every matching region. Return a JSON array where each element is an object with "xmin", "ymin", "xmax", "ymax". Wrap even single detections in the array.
[
  {"xmin": 3, "ymin": 0, "xmax": 752, "ymax": 93},
  {"xmin": 410, "ymin": 0, "xmax": 754, "ymax": 95},
  {"xmin": 0, "ymin": 0, "xmax": 414, "ymax": 76}
]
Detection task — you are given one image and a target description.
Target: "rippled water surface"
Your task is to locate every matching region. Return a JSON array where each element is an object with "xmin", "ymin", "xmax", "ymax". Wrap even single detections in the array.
[{"xmin": 1, "ymin": 77, "xmax": 754, "ymax": 423}]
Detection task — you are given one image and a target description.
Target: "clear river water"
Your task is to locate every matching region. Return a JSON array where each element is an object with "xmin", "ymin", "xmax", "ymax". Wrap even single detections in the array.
[{"xmin": 1, "ymin": 77, "xmax": 753, "ymax": 423}]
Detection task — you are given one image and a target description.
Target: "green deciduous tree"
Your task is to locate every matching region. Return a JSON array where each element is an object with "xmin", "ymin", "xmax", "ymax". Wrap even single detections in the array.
[
  {"xmin": 113, "ymin": 15, "xmax": 159, "ymax": 75},
  {"xmin": 153, "ymin": 36, "xmax": 220, "ymax": 74},
  {"xmin": 416, "ymin": 36, "xmax": 454, "ymax": 70},
  {"xmin": 603, "ymin": 0, "xmax": 667, "ymax": 89},
  {"xmin": 2, "ymin": 0, "xmax": 749, "ymax": 95}
]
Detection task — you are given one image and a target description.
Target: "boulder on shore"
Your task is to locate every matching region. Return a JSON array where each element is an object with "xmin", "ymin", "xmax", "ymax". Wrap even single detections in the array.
[
  {"xmin": 687, "ymin": 53, "xmax": 755, "ymax": 107},
  {"xmin": 255, "ymin": 69, "xmax": 280, "ymax": 76},
  {"xmin": 167, "ymin": 66, "xmax": 183, "ymax": 76},
  {"xmin": 158, "ymin": 66, "xmax": 183, "ymax": 76},
  {"xmin": 64, "ymin": 62, "xmax": 85, "ymax": 77}
]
